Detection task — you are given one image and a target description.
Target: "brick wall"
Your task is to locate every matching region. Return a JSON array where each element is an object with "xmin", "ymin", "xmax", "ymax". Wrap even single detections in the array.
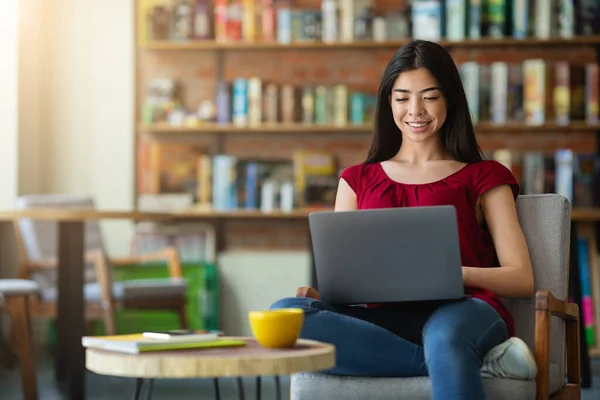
[{"xmin": 137, "ymin": 0, "xmax": 599, "ymax": 251}]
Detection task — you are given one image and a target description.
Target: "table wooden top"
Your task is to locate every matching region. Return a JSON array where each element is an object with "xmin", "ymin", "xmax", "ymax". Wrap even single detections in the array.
[
  {"xmin": 0, "ymin": 206, "xmax": 598, "ymax": 222},
  {"xmin": 0, "ymin": 208, "xmax": 315, "ymax": 221},
  {"xmin": 85, "ymin": 337, "xmax": 335, "ymax": 379}
]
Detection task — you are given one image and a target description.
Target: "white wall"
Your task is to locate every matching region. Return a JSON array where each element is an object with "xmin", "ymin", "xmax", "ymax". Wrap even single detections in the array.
[
  {"xmin": 0, "ymin": 0, "xmax": 19, "ymax": 209},
  {"xmin": 17, "ymin": 0, "xmax": 135, "ymax": 256},
  {"xmin": 5, "ymin": 0, "xmax": 312, "ymax": 340}
]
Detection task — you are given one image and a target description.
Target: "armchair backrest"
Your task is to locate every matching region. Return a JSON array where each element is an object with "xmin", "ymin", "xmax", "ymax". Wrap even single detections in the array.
[
  {"xmin": 14, "ymin": 194, "xmax": 106, "ymax": 291},
  {"xmin": 504, "ymin": 194, "xmax": 571, "ymax": 381}
]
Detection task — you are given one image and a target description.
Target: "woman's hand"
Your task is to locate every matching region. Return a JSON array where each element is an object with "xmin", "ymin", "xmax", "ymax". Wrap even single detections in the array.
[{"xmin": 296, "ymin": 286, "xmax": 321, "ymax": 300}]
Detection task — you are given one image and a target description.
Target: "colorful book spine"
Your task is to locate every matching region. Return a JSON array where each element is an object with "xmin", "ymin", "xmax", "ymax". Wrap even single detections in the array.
[
  {"xmin": 523, "ymin": 59, "xmax": 546, "ymax": 125},
  {"xmin": 468, "ymin": 0, "xmax": 482, "ymax": 39},
  {"xmin": 512, "ymin": 0, "xmax": 530, "ymax": 39},
  {"xmin": 261, "ymin": 0, "xmax": 276, "ymax": 41},
  {"xmin": 333, "ymin": 85, "xmax": 348, "ymax": 126},
  {"xmin": 264, "ymin": 83, "xmax": 278, "ymax": 124},
  {"xmin": 232, "ymin": 78, "xmax": 248, "ymax": 126},
  {"xmin": 321, "ymin": 0, "xmax": 338, "ymax": 43},
  {"xmin": 291, "ymin": 10, "xmax": 305, "ymax": 41},
  {"xmin": 555, "ymin": 149, "xmax": 574, "ymax": 205},
  {"xmin": 578, "ymin": 237, "xmax": 596, "ymax": 348},
  {"xmin": 212, "ymin": 155, "xmax": 237, "ymax": 210},
  {"xmin": 244, "ymin": 162, "xmax": 258, "ymax": 209},
  {"xmin": 247, "ymin": 77, "xmax": 262, "ymax": 126},
  {"xmin": 302, "ymin": 87, "xmax": 315, "ymax": 124},
  {"xmin": 214, "ymin": 0, "xmax": 228, "ymax": 42},
  {"xmin": 553, "ymin": 62, "xmax": 570, "ymax": 126},
  {"xmin": 351, "ymin": 92, "xmax": 365, "ymax": 125},
  {"xmin": 242, "ymin": 0, "xmax": 258, "ymax": 42},
  {"xmin": 460, "ymin": 62, "xmax": 480, "ymax": 124},
  {"xmin": 339, "ymin": 0, "xmax": 355, "ymax": 42},
  {"xmin": 227, "ymin": 0, "xmax": 243, "ymax": 41},
  {"xmin": 487, "ymin": 0, "xmax": 506, "ymax": 38},
  {"xmin": 216, "ymin": 81, "xmax": 231, "ymax": 124},
  {"xmin": 586, "ymin": 64, "xmax": 599, "ymax": 124},
  {"xmin": 490, "ymin": 62, "xmax": 508, "ymax": 125},
  {"xmin": 315, "ymin": 85, "xmax": 328, "ymax": 124},
  {"xmin": 281, "ymin": 84, "xmax": 296, "ymax": 123},
  {"xmin": 558, "ymin": 0, "xmax": 574, "ymax": 38},
  {"xmin": 534, "ymin": 0, "xmax": 555, "ymax": 39},
  {"xmin": 446, "ymin": 0, "xmax": 467, "ymax": 41},
  {"xmin": 412, "ymin": 0, "xmax": 443, "ymax": 41},
  {"xmin": 276, "ymin": 5, "xmax": 292, "ymax": 44}
]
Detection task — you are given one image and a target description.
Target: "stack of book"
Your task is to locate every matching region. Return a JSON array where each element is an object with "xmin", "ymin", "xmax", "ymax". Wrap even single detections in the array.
[{"xmin": 82, "ymin": 331, "xmax": 245, "ymax": 354}]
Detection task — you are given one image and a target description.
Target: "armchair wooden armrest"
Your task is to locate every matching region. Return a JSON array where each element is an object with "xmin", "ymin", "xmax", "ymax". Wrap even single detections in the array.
[
  {"xmin": 535, "ymin": 290, "xmax": 580, "ymax": 400},
  {"xmin": 110, "ymin": 248, "xmax": 183, "ymax": 279},
  {"xmin": 23, "ymin": 250, "xmax": 105, "ymax": 271}
]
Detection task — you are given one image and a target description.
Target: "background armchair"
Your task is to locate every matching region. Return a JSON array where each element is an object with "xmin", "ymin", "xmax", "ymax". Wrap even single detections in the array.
[
  {"xmin": 13, "ymin": 194, "xmax": 188, "ymax": 335},
  {"xmin": 292, "ymin": 194, "xmax": 580, "ymax": 400}
]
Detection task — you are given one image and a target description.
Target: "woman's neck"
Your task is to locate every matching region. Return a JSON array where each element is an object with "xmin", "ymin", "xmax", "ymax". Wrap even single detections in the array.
[{"xmin": 392, "ymin": 140, "xmax": 451, "ymax": 165}]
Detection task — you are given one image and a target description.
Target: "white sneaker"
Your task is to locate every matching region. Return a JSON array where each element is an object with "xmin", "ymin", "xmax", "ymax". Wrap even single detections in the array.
[{"xmin": 480, "ymin": 337, "xmax": 537, "ymax": 380}]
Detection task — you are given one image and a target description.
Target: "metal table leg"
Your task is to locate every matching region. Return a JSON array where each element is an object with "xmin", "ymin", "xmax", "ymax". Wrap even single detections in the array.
[
  {"xmin": 236, "ymin": 377, "xmax": 245, "ymax": 400},
  {"xmin": 132, "ymin": 378, "xmax": 144, "ymax": 400},
  {"xmin": 275, "ymin": 376, "xmax": 281, "ymax": 400},
  {"xmin": 213, "ymin": 378, "xmax": 221, "ymax": 400}
]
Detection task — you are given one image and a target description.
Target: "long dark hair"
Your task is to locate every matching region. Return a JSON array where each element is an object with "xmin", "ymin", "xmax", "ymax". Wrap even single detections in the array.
[{"xmin": 365, "ymin": 40, "xmax": 483, "ymax": 164}]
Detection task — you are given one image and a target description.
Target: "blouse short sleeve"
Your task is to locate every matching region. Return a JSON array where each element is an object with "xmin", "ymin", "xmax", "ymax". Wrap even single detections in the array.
[
  {"xmin": 474, "ymin": 160, "xmax": 520, "ymax": 200},
  {"xmin": 339, "ymin": 163, "xmax": 364, "ymax": 194}
]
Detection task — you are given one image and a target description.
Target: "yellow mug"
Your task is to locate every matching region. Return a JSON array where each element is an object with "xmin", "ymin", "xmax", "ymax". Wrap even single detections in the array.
[{"xmin": 248, "ymin": 308, "xmax": 304, "ymax": 349}]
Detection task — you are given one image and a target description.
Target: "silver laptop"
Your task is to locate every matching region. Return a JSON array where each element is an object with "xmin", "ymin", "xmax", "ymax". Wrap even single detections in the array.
[{"xmin": 308, "ymin": 206, "xmax": 465, "ymax": 305}]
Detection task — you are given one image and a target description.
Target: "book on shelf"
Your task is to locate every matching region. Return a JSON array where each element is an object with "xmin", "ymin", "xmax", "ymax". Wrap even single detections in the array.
[
  {"xmin": 82, "ymin": 332, "xmax": 246, "ymax": 354},
  {"xmin": 490, "ymin": 148, "xmax": 600, "ymax": 208},
  {"xmin": 139, "ymin": 0, "xmax": 598, "ymax": 45}
]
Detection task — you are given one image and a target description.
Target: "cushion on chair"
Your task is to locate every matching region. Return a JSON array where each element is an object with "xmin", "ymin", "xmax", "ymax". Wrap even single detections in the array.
[
  {"xmin": 41, "ymin": 279, "xmax": 186, "ymax": 303},
  {"xmin": 292, "ymin": 362, "xmax": 561, "ymax": 400},
  {"xmin": 0, "ymin": 279, "xmax": 41, "ymax": 296},
  {"xmin": 121, "ymin": 278, "xmax": 187, "ymax": 301}
]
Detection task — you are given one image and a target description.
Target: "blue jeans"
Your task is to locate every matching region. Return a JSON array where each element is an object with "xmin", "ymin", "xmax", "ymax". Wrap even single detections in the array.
[{"xmin": 270, "ymin": 296, "xmax": 508, "ymax": 400}]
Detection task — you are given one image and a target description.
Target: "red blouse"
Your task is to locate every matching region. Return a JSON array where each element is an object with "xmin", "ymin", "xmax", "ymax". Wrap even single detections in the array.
[{"xmin": 339, "ymin": 160, "xmax": 520, "ymax": 337}]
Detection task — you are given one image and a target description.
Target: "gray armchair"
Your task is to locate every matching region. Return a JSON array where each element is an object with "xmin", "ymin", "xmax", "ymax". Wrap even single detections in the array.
[{"xmin": 292, "ymin": 194, "xmax": 579, "ymax": 400}]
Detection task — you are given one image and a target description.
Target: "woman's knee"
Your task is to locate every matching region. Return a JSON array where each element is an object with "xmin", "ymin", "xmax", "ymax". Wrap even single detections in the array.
[{"xmin": 269, "ymin": 296, "xmax": 315, "ymax": 311}]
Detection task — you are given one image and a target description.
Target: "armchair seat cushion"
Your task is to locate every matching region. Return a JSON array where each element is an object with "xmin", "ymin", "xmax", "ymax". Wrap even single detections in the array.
[
  {"xmin": 41, "ymin": 278, "xmax": 187, "ymax": 303},
  {"xmin": 0, "ymin": 279, "xmax": 41, "ymax": 296},
  {"xmin": 292, "ymin": 363, "xmax": 561, "ymax": 400}
]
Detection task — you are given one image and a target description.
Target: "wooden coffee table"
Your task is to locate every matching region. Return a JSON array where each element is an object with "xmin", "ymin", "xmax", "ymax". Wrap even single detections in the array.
[{"xmin": 85, "ymin": 337, "xmax": 335, "ymax": 399}]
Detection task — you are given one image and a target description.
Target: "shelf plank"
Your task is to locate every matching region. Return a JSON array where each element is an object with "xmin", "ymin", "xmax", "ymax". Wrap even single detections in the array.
[
  {"xmin": 138, "ymin": 122, "xmax": 600, "ymax": 134},
  {"xmin": 571, "ymin": 208, "xmax": 600, "ymax": 222},
  {"xmin": 138, "ymin": 122, "xmax": 373, "ymax": 134},
  {"xmin": 140, "ymin": 36, "xmax": 600, "ymax": 51}
]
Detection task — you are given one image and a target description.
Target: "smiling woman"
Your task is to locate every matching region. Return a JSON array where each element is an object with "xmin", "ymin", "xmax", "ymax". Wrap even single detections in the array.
[{"xmin": 272, "ymin": 40, "xmax": 538, "ymax": 400}]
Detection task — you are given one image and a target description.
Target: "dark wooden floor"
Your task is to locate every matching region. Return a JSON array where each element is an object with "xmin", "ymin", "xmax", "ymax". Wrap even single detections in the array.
[{"xmin": 0, "ymin": 346, "xmax": 599, "ymax": 399}]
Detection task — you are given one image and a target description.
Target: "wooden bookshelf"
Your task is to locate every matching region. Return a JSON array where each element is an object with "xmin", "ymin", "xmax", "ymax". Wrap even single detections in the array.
[
  {"xmin": 141, "ymin": 36, "xmax": 600, "ymax": 51},
  {"xmin": 139, "ymin": 121, "xmax": 600, "ymax": 135}
]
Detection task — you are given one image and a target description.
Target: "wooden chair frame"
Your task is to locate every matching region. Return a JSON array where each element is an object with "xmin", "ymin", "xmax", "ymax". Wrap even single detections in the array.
[
  {"xmin": 535, "ymin": 290, "xmax": 580, "ymax": 400},
  {"xmin": 13, "ymin": 221, "xmax": 188, "ymax": 335},
  {"xmin": 1, "ymin": 293, "xmax": 38, "ymax": 400}
]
